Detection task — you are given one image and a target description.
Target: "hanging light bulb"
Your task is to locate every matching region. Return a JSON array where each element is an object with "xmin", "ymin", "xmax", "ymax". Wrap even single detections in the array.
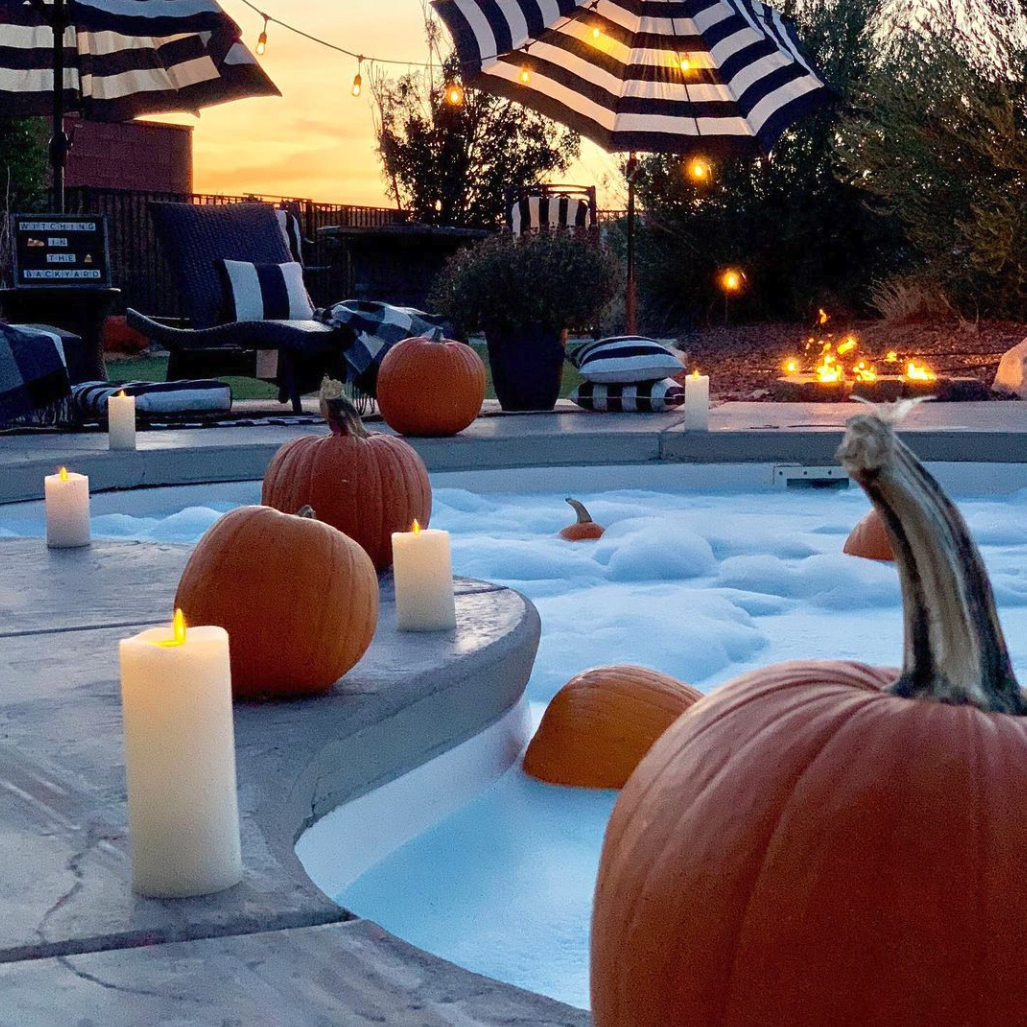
[
  {"xmin": 678, "ymin": 55, "xmax": 691, "ymax": 73},
  {"xmin": 687, "ymin": 157, "xmax": 711, "ymax": 181},
  {"xmin": 520, "ymin": 64, "xmax": 531, "ymax": 84},
  {"xmin": 445, "ymin": 81, "xmax": 464, "ymax": 106},
  {"xmin": 352, "ymin": 58, "xmax": 363, "ymax": 98},
  {"xmin": 592, "ymin": 24, "xmax": 601, "ymax": 39},
  {"xmin": 256, "ymin": 14, "xmax": 268, "ymax": 56}
]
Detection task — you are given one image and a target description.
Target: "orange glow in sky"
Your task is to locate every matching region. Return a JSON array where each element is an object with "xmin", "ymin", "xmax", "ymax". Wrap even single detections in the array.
[{"xmin": 150, "ymin": 1, "xmax": 614, "ymax": 208}]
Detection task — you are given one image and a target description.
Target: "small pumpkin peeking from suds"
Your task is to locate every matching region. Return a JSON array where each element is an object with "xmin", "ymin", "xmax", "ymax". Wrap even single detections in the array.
[
  {"xmin": 559, "ymin": 498, "xmax": 605, "ymax": 541},
  {"xmin": 591, "ymin": 405, "xmax": 1027, "ymax": 1027}
]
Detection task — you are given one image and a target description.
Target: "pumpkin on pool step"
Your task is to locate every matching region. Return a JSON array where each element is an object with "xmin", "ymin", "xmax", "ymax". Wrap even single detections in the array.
[
  {"xmin": 523, "ymin": 665, "xmax": 701, "ymax": 788},
  {"xmin": 591, "ymin": 409, "xmax": 1027, "ymax": 1027},
  {"xmin": 175, "ymin": 505, "xmax": 378, "ymax": 699},
  {"xmin": 377, "ymin": 329, "xmax": 486, "ymax": 437},
  {"xmin": 559, "ymin": 498, "xmax": 605, "ymax": 541},
  {"xmin": 262, "ymin": 379, "xmax": 432, "ymax": 570},
  {"xmin": 843, "ymin": 507, "xmax": 894, "ymax": 561}
]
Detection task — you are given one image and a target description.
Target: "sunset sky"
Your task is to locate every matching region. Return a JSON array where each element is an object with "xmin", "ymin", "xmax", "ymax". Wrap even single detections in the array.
[{"xmin": 154, "ymin": 0, "xmax": 623, "ymax": 209}]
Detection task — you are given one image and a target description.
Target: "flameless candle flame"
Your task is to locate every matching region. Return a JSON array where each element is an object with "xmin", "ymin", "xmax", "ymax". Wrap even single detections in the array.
[
  {"xmin": 412, "ymin": 519, "xmax": 421, "ymax": 536},
  {"xmin": 691, "ymin": 369, "xmax": 700, "ymax": 379},
  {"xmin": 157, "ymin": 608, "xmax": 188, "ymax": 648},
  {"xmin": 59, "ymin": 466, "xmax": 68, "ymax": 481},
  {"xmin": 117, "ymin": 389, "xmax": 126, "ymax": 398}
]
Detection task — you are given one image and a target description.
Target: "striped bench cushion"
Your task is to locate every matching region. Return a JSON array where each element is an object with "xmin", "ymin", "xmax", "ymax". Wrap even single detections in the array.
[
  {"xmin": 72, "ymin": 380, "xmax": 232, "ymax": 420},
  {"xmin": 220, "ymin": 260, "xmax": 314, "ymax": 322},
  {"xmin": 571, "ymin": 336, "xmax": 684, "ymax": 384},
  {"xmin": 508, "ymin": 194, "xmax": 593, "ymax": 235},
  {"xmin": 570, "ymin": 379, "xmax": 684, "ymax": 413}
]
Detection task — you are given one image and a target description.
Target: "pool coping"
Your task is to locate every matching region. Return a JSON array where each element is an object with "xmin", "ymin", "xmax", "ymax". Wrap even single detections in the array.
[
  {"xmin": 0, "ymin": 538, "xmax": 589, "ymax": 1025},
  {"xmin": 2, "ymin": 400, "xmax": 1026, "ymax": 505}
]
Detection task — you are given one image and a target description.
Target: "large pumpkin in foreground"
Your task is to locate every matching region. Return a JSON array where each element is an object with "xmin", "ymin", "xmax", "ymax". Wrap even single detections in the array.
[
  {"xmin": 377, "ymin": 329, "xmax": 486, "ymax": 437},
  {"xmin": 262, "ymin": 380, "xmax": 431, "ymax": 569},
  {"xmin": 175, "ymin": 505, "xmax": 378, "ymax": 699},
  {"xmin": 592, "ymin": 410, "xmax": 1027, "ymax": 1027},
  {"xmin": 523, "ymin": 665, "xmax": 700, "ymax": 788}
]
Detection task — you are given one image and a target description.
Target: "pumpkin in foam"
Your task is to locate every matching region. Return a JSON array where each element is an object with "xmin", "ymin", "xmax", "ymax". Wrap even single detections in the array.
[
  {"xmin": 559, "ymin": 498, "xmax": 605, "ymax": 541},
  {"xmin": 376, "ymin": 329, "xmax": 486, "ymax": 436},
  {"xmin": 175, "ymin": 505, "xmax": 378, "ymax": 699},
  {"xmin": 844, "ymin": 507, "xmax": 894, "ymax": 561},
  {"xmin": 262, "ymin": 380, "xmax": 431, "ymax": 570},
  {"xmin": 591, "ymin": 409, "xmax": 1027, "ymax": 1027},
  {"xmin": 523, "ymin": 665, "xmax": 700, "ymax": 788}
]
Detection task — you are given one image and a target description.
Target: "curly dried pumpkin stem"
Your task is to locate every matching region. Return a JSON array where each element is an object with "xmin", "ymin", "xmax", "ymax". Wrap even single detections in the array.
[
  {"xmin": 838, "ymin": 412, "xmax": 1024, "ymax": 714},
  {"xmin": 318, "ymin": 378, "xmax": 369, "ymax": 439},
  {"xmin": 566, "ymin": 498, "xmax": 594, "ymax": 524}
]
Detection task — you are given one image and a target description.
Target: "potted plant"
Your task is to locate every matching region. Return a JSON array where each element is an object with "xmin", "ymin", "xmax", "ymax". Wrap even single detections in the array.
[{"xmin": 431, "ymin": 231, "xmax": 621, "ymax": 410}]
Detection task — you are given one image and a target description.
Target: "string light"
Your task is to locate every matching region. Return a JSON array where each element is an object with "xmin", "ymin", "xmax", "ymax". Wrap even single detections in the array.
[
  {"xmin": 719, "ymin": 268, "xmax": 744, "ymax": 293},
  {"xmin": 592, "ymin": 25, "xmax": 601, "ymax": 39},
  {"xmin": 256, "ymin": 13, "xmax": 268, "ymax": 56},
  {"xmin": 679, "ymin": 55, "xmax": 691, "ymax": 72},
  {"xmin": 520, "ymin": 64, "xmax": 531, "ymax": 84},
  {"xmin": 351, "ymin": 59, "xmax": 362, "ymax": 98},
  {"xmin": 445, "ymin": 81, "xmax": 464, "ymax": 105},
  {"xmin": 687, "ymin": 157, "xmax": 711, "ymax": 181}
]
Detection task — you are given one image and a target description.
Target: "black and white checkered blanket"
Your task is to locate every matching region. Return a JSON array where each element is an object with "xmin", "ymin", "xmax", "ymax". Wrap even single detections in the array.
[
  {"xmin": 0, "ymin": 324, "xmax": 71, "ymax": 424},
  {"xmin": 316, "ymin": 299, "xmax": 449, "ymax": 394}
]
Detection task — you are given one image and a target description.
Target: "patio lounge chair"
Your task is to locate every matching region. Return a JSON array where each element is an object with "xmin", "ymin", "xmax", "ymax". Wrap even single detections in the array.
[{"xmin": 126, "ymin": 202, "xmax": 352, "ymax": 412}]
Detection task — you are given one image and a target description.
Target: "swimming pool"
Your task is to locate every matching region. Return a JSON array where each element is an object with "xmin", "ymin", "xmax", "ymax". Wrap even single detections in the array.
[{"xmin": 4, "ymin": 469, "xmax": 1027, "ymax": 1009}]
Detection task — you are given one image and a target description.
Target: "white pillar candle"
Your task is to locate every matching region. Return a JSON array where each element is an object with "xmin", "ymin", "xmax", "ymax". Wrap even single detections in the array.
[
  {"xmin": 45, "ymin": 467, "xmax": 90, "ymax": 548},
  {"xmin": 108, "ymin": 391, "xmax": 137, "ymax": 451},
  {"xmin": 684, "ymin": 370, "xmax": 710, "ymax": 431},
  {"xmin": 392, "ymin": 520, "xmax": 457, "ymax": 632},
  {"xmin": 118, "ymin": 611, "xmax": 243, "ymax": 898}
]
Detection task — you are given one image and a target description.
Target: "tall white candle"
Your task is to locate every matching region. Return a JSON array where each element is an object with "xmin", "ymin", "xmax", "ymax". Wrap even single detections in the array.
[
  {"xmin": 119, "ymin": 611, "xmax": 243, "ymax": 898},
  {"xmin": 108, "ymin": 391, "xmax": 137, "ymax": 451},
  {"xmin": 392, "ymin": 520, "xmax": 457, "ymax": 632},
  {"xmin": 684, "ymin": 370, "xmax": 710, "ymax": 431},
  {"xmin": 45, "ymin": 467, "xmax": 90, "ymax": 548}
]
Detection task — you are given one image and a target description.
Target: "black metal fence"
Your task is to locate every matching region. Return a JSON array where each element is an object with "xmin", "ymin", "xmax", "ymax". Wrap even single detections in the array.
[{"xmin": 58, "ymin": 187, "xmax": 409, "ymax": 317}]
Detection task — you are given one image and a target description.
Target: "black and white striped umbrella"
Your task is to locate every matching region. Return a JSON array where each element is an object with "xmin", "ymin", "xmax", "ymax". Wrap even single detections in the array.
[
  {"xmin": 0, "ymin": 0, "xmax": 278, "ymax": 122},
  {"xmin": 432, "ymin": 0, "xmax": 830, "ymax": 156}
]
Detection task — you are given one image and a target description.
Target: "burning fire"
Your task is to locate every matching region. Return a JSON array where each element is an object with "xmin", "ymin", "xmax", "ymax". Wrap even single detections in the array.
[
  {"xmin": 904, "ymin": 360, "xmax": 937, "ymax": 382},
  {"xmin": 815, "ymin": 352, "xmax": 843, "ymax": 384},
  {"xmin": 853, "ymin": 361, "xmax": 877, "ymax": 383}
]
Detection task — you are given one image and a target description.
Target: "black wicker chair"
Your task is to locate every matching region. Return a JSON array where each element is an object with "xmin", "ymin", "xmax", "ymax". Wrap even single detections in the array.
[{"xmin": 126, "ymin": 202, "xmax": 352, "ymax": 412}]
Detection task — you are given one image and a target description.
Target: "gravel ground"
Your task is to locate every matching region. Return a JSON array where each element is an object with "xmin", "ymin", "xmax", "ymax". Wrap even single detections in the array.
[{"xmin": 674, "ymin": 319, "xmax": 1026, "ymax": 401}]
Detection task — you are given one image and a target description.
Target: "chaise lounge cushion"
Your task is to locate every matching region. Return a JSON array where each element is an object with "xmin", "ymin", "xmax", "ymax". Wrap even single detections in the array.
[{"xmin": 149, "ymin": 202, "xmax": 294, "ymax": 330}]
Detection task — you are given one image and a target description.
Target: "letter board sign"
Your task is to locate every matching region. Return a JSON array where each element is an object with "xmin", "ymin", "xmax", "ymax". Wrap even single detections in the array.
[{"xmin": 11, "ymin": 213, "xmax": 111, "ymax": 288}]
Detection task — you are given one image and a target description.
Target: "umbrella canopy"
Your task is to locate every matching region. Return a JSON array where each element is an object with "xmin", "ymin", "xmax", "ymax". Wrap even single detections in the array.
[
  {"xmin": 432, "ymin": 0, "xmax": 830, "ymax": 156},
  {"xmin": 0, "ymin": 0, "xmax": 278, "ymax": 121}
]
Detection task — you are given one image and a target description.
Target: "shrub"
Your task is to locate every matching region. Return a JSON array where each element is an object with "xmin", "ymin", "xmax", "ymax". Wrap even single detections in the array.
[
  {"xmin": 430, "ymin": 231, "xmax": 622, "ymax": 335},
  {"xmin": 868, "ymin": 278, "xmax": 955, "ymax": 323}
]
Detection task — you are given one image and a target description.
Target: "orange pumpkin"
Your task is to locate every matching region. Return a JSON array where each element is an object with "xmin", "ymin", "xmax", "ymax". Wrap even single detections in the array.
[
  {"xmin": 844, "ymin": 507, "xmax": 894, "ymax": 561},
  {"xmin": 559, "ymin": 498, "xmax": 605, "ymax": 541},
  {"xmin": 262, "ymin": 380, "xmax": 432, "ymax": 570},
  {"xmin": 523, "ymin": 665, "xmax": 701, "ymax": 788},
  {"xmin": 175, "ymin": 505, "xmax": 378, "ymax": 699},
  {"xmin": 592, "ymin": 409, "xmax": 1027, "ymax": 1027},
  {"xmin": 377, "ymin": 329, "xmax": 486, "ymax": 436}
]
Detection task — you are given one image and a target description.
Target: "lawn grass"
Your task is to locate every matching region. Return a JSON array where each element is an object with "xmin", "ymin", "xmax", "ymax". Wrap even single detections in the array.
[{"xmin": 109, "ymin": 343, "xmax": 585, "ymax": 403}]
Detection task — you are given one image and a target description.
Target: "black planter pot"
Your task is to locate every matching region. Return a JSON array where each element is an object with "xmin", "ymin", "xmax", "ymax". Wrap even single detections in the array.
[{"xmin": 485, "ymin": 325, "xmax": 565, "ymax": 411}]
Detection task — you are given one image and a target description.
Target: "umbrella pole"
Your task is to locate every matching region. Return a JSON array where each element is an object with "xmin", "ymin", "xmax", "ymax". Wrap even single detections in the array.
[
  {"xmin": 625, "ymin": 152, "xmax": 638, "ymax": 334},
  {"xmin": 49, "ymin": 0, "xmax": 69, "ymax": 212}
]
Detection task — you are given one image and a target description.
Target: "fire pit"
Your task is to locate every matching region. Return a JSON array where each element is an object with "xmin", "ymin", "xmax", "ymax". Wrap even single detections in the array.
[{"xmin": 773, "ymin": 313, "xmax": 989, "ymax": 402}]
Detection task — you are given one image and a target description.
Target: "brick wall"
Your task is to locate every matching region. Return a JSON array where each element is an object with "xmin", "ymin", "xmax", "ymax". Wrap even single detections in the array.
[{"xmin": 65, "ymin": 119, "xmax": 193, "ymax": 193}]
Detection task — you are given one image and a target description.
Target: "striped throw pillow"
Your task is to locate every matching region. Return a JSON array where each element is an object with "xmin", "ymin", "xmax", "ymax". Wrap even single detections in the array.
[
  {"xmin": 220, "ymin": 260, "xmax": 314, "ymax": 322},
  {"xmin": 276, "ymin": 209, "xmax": 305, "ymax": 265},
  {"xmin": 571, "ymin": 336, "xmax": 683, "ymax": 384},
  {"xmin": 570, "ymin": 378, "xmax": 685, "ymax": 413}
]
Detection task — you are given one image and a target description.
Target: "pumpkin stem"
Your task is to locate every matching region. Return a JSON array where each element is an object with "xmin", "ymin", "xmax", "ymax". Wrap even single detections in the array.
[
  {"xmin": 429, "ymin": 327, "xmax": 445, "ymax": 343},
  {"xmin": 319, "ymin": 377, "xmax": 370, "ymax": 439},
  {"xmin": 838, "ymin": 412, "xmax": 1025, "ymax": 715},
  {"xmin": 297, "ymin": 505, "xmax": 316, "ymax": 519},
  {"xmin": 566, "ymin": 498, "xmax": 594, "ymax": 524}
]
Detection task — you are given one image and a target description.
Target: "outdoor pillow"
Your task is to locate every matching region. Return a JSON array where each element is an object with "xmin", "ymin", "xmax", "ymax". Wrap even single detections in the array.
[
  {"xmin": 571, "ymin": 336, "xmax": 684, "ymax": 384},
  {"xmin": 276, "ymin": 209, "xmax": 305, "ymax": 265},
  {"xmin": 569, "ymin": 378, "xmax": 684, "ymax": 413},
  {"xmin": 220, "ymin": 260, "xmax": 314, "ymax": 322},
  {"xmin": 71, "ymin": 380, "xmax": 232, "ymax": 420}
]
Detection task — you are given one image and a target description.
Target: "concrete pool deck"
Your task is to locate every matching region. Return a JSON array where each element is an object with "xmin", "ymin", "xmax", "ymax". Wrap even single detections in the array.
[
  {"xmin": 0, "ymin": 539, "xmax": 587, "ymax": 1026},
  {"xmin": 1, "ymin": 400, "xmax": 1025, "ymax": 504}
]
